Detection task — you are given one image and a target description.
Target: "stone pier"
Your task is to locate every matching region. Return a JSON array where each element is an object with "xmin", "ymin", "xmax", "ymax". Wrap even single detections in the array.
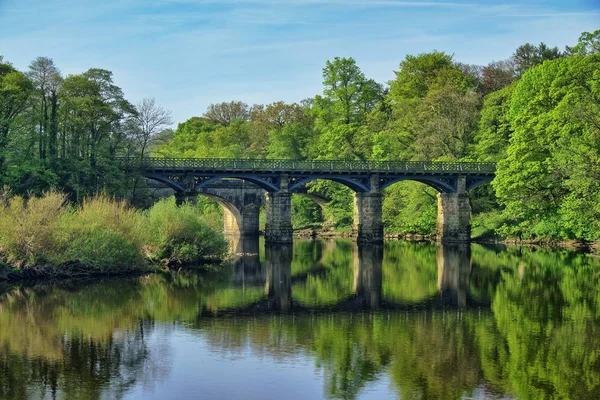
[
  {"xmin": 353, "ymin": 175, "xmax": 383, "ymax": 243},
  {"xmin": 265, "ymin": 176, "xmax": 293, "ymax": 243},
  {"xmin": 436, "ymin": 175, "xmax": 471, "ymax": 243},
  {"xmin": 223, "ymin": 204, "xmax": 260, "ymax": 237}
]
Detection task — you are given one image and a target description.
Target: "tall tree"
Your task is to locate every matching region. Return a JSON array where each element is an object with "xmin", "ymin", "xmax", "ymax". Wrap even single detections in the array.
[
  {"xmin": 204, "ymin": 101, "xmax": 249, "ymax": 126},
  {"xmin": 571, "ymin": 29, "xmax": 600, "ymax": 56},
  {"xmin": 320, "ymin": 57, "xmax": 383, "ymax": 125},
  {"xmin": 131, "ymin": 98, "xmax": 173, "ymax": 160},
  {"xmin": 481, "ymin": 60, "xmax": 515, "ymax": 94},
  {"xmin": 494, "ymin": 53, "xmax": 600, "ymax": 240},
  {"xmin": 512, "ymin": 42, "xmax": 563, "ymax": 76},
  {"xmin": 27, "ymin": 57, "xmax": 62, "ymax": 163},
  {"xmin": 59, "ymin": 69, "xmax": 135, "ymax": 199},
  {"xmin": 0, "ymin": 62, "xmax": 33, "ymax": 171}
]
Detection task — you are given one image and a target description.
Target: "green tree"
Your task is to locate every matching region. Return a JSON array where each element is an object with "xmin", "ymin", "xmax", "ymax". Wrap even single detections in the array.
[
  {"xmin": 0, "ymin": 62, "xmax": 33, "ymax": 171},
  {"xmin": 494, "ymin": 53, "xmax": 600, "ymax": 240}
]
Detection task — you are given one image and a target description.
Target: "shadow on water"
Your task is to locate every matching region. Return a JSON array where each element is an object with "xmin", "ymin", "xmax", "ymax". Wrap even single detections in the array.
[{"xmin": 1, "ymin": 238, "xmax": 600, "ymax": 399}]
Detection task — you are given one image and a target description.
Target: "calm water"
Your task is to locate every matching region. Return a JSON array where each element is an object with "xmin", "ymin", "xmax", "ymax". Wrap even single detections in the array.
[{"xmin": 1, "ymin": 238, "xmax": 599, "ymax": 400}]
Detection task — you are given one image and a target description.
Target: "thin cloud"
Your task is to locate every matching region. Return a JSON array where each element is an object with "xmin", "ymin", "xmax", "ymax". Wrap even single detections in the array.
[{"xmin": 164, "ymin": 0, "xmax": 473, "ymax": 7}]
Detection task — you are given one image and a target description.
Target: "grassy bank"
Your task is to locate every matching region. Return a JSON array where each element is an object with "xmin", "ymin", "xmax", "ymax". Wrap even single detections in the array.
[{"xmin": 0, "ymin": 192, "xmax": 228, "ymax": 280}]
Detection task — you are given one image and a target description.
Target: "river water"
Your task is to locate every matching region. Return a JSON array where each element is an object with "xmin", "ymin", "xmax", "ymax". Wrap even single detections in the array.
[{"xmin": 0, "ymin": 238, "xmax": 599, "ymax": 399}]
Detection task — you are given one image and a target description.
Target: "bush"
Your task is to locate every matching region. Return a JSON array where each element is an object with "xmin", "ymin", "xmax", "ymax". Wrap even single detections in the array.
[
  {"xmin": 0, "ymin": 192, "xmax": 228, "ymax": 274},
  {"xmin": 67, "ymin": 229, "xmax": 144, "ymax": 271},
  {"xmin": 0, "ymin": 191, "xmax": 67, "ymax": 267},
  {"xmin": 147, "ymin": 197, "xmax": 228, "ymax": 264}
]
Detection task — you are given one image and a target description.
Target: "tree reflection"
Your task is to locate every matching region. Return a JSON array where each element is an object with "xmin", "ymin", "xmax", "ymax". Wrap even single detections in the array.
[{"xmin": 0, "ymin": 241, "xmax": 598, "ymax": 399}]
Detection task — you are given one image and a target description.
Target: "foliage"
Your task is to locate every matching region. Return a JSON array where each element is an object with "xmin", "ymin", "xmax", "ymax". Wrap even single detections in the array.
[
  {"xmin": 1, "ymin": 30, "xmax": 598, "ymax": 240},
  {"xmin": 0, "ymin": 192, "xmax": 227, "ymax": 273},
  {"xmin": 147, "ymin": 197, "xmax": 228, "ymax": 263},
  {"xmin": 494, "ymin": 52, "xmax": 600, "ymax": 240}
]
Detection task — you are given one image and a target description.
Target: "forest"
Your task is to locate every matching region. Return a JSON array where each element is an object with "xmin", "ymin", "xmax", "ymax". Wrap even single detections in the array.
[{"xmin": 1, "ymin": 29, "xmax": 599, "ymax": 242}]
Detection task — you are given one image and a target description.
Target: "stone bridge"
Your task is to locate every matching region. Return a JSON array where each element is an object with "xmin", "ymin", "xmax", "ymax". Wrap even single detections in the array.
[{"xmin": 122, "ymin": 158, "xmax": 495, "ymax": 243}]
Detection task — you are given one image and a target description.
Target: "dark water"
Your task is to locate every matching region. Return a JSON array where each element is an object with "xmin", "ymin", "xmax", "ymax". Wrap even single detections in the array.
[{"xmin": 1, "ymin": 239, "xmax": 599, "ymax": 400}]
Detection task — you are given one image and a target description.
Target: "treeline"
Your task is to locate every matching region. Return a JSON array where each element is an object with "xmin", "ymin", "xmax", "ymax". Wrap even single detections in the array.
[
  {"xmin": 0, "ymin": 57, "xmax": 173, "ymax": 202},
  {"xmin": 156, "ymin": 30, "xmax": 600, "ymax": 241},
  {"xmin": 1, "ymin": 29, "xmax": 599, "ymax": 241}
]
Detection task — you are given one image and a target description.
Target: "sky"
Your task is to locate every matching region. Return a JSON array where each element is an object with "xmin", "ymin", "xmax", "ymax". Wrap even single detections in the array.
[{"xmin": 0, "ymin": 0, "xmax": 598, "ymax": 125}]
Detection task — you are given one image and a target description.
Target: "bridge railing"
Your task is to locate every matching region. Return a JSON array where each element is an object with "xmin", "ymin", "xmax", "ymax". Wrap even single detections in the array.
[{"xmin": 116, "ymin": 157, "xmax": 496, "ymax": 174}]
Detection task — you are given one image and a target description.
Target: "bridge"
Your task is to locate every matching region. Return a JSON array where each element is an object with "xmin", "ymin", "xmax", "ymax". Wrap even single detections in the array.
[{"xmin": 121, "ymin": 158, "xmax": 496, "ymax": 243}]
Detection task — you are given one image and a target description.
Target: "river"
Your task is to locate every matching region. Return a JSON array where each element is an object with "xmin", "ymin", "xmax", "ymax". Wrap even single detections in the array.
[{"xmin": 0, "ymin": 238, "xmax": 599, "ymax": 399}]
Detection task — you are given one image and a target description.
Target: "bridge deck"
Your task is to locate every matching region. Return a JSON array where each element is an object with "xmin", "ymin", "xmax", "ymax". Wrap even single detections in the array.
[{"xmin": 119, "ymin": 158, "xmax": 495, "ymax": 175}]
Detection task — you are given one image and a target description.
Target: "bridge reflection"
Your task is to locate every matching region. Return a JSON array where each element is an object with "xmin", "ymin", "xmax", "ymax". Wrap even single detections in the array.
[{"xmin": 215, "ymin": 238, "xmax": 476, "ymax": 315}]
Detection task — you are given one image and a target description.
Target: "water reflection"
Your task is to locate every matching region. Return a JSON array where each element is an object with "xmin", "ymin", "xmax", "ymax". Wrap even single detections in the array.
[
  {"xmin": 265, "ymin": 243, "xmax": 292, "ymax": 311},
  {"xmin": 1, "ymin": 240, "xmax": 599, "ymax": 399},
  {"xmin": 437, "ymin": 243, "xmax": 471, "ymax": 307},
  {"xmin": 353, "ymin": 244, "xmax": 383, "ymax": 309}
]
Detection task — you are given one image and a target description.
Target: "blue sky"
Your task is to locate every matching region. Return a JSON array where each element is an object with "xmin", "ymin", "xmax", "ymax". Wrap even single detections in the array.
[{"xmin": 0, "ymin": 0, "xmax": 598, "ymax": 125}]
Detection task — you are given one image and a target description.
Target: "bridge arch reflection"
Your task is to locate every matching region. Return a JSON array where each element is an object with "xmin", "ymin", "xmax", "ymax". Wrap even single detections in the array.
[{"xmin": 215, "ymin": 238, "xmax": 476, "ymax": 314}]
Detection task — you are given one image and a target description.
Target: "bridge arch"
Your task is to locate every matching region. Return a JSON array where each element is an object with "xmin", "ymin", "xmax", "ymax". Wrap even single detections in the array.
[
  {"xmin": 197, "ymin": 193, "xmax": 244, "ymax": 236},
  {"xmin": 143, "ymin": 173, "xmax": 186, "ymax": 192},
  {"xmin": 380, "ymin": 177, "xmax": 456, "ymax": 193},
  {"xmin": 195, "ymin": 175, "xmax": 280, "ymax": 192},
  {"xmin": 289, "ymin": 176, "xmax": 369, "ymax": 193}
]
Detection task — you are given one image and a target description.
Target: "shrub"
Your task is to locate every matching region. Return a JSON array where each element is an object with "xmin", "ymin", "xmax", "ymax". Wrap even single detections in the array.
[
  {"xmin": 147, "ymin": 197, "xmax": 228, "ymax": 264},
  {"xmin": 67, "ymin": 229, "xmax": 144, "ymax": 271},
  {"xmin": 62, "ymin": 195, "xmax": 148, "ymax": 249},
  {"xmin": 0, "ymin": 191, "xmax": 228, "ymax": 274},
  {"xmin": 0, "ymin": 191, "xmax": 67, "ymax": 267}
]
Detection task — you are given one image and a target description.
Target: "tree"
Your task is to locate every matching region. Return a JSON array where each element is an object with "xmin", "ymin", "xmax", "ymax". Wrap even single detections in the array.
[
  {"xmin": 0, "ymin": 62, "xmax": 33, "ymax": 171},
  {"xmin": 129, "ymin": 98, "xmax": 173, "ymax": 201},
  {"xmin": 472, "ymin": 84, "xmax": 515, "ymax": 162},
  {"xmin": 320, "ymin": 57, "xmax": 383, "ymax": 125},
  {"xmin": 481, "ymin": 60, "xmax": 515, "ymax": 94},
  {"xmin": 131, "ymin": 98, "xmax": 173, "ymax": 159},
  {"xmin": 389, "ymin": 51, "xmax": 472, "ymax": 101},
  {"xmin": 494, "ymin": 53, "xmax": 600, "ymax": 240},
  {"xmin": 512, "ymin": 42, "xmax": 563, "ymax": 77},
  {"xmin": 203, "ymin": 101, "xmax": 249, "ymax": 126},
  {"xmin": 267, "ymin": 123, "xmax": 314, "ymax": 160},
  {"xmin": 155, "ymin": 117, "xmax": 218, "ymax": 157},
  {"xmin": 59, "ymin": 68, "xmax": 135, "ymax": 199},
  {"xmin": 412, "ymin": 86, "xmax": 481, "ymax": 161},
  {"xmin": 27, "ymin": 57, "xmax": 62, "ymax": 163},
  {"xmin": 571, "ymin": 29, "xmax": 600, "ymax": 56}
]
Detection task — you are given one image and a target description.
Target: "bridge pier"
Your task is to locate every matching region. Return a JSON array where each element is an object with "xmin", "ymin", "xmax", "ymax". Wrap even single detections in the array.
[
  {"xmin": 224, "ymin": 204, "xmax": 260, "ymax": 237},
  {"xmin": 437, "ymin": 176, "xmax": 471, "ymax": 243},
  {"xmin": 353, "ymin": 191, "xmax": 383, "ymax": 243},
  {"xmin": 265, "ymin": 177, "xmax": 293, "ymax": 242}
]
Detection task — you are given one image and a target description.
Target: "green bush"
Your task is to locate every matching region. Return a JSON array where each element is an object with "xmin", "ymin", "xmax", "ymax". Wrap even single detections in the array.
[
  {"xmin": 67, "ymin": 229, "xmax": 144, "ymax": 271},
  {"xmin": 0, "ymin": 191, "xmax": 67, "ymax": 267},
  {"xmin": 147, "ymin": 197, "xmax": 228, "ymax": 264},
  {"xmin": 0, "ymin": 192, "xmax": 228, "ymax": 274}
]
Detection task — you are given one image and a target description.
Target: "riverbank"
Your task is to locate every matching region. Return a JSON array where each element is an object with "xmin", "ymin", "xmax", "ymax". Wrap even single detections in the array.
[
  {"xmin": 293, "ymin": 228, "xmax": 600, "ymax": 254},
  {"xmin": 0, "ymin": 192, "xmax": 229, "ymax": 281}
]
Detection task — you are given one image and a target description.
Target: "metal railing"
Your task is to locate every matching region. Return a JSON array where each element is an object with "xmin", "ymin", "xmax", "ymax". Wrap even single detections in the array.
[{"xmin": 117, "ymin": 157, "xmax": 496, "ymax": 174}]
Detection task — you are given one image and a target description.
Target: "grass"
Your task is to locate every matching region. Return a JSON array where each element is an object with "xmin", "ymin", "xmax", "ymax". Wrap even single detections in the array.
[{"xmin": 0, "ymin": 191, "xmax": 228, "ymax": 277}]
